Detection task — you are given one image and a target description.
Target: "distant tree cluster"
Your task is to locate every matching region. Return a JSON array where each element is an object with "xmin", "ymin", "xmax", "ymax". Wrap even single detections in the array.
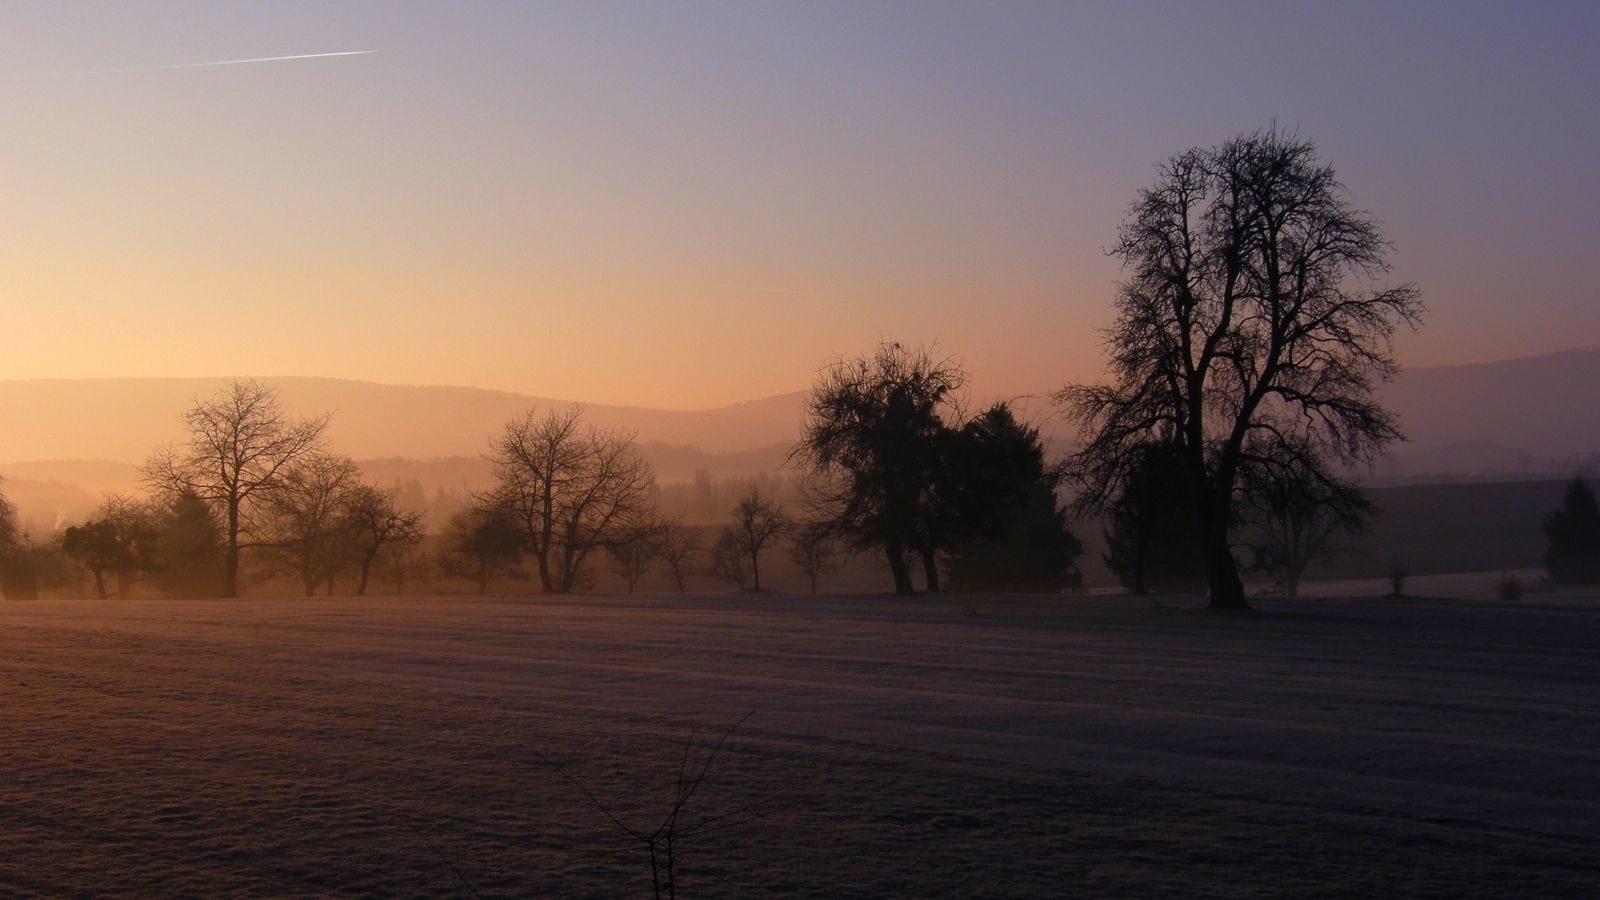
[
  {"xmin": 133, "ymin": 380, "xmax": 426, "ymax": 599},
  {"xmin": 791, "ymin": 342, "xmax": 1083, "ymax": 595}
]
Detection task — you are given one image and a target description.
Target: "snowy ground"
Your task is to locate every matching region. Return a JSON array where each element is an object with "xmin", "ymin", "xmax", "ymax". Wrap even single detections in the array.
[{"xmin": 2, "ymin": 586, "xmax": 1597, "ymax": 897}]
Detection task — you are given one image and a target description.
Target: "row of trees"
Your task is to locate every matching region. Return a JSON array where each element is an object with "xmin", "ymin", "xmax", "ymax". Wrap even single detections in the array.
[
  {"xmin": 4, "ymin": 126, "xmax": 1448, "ymax": 604},
  {"xmin": 449, "ymin": 391, "xmax": 1083, "ymax": 596},
  {"xmin": 138, "ymin": 381, "xmax": 423, "ymax": 598},
  {"xmin": 0, "ymin": 382, "xmax": 429, "ymax": 601}
]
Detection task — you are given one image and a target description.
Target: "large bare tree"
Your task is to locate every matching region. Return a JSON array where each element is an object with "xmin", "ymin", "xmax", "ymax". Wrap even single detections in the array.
[
  {"xmin": 144, "ymin": 379, "xmax": 329, "ymax": 597},
  {"xmin": 1058, "ymin": 128, "xmax": 1421, "ymax": 610},
  {"xmin": 488, "ymin": 407, "xmax": 657, "ymax": 593}
]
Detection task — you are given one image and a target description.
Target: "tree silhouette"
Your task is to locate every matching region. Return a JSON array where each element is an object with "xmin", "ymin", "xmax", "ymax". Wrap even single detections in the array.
[
  {"xmin": 61, "ymin": 496, "xmax": 161, "ymax": 598},
  {"xmin": 792, "ymin": 342, "xmax": 964, "ymax": 594},
  {"xmin": 144, "ymin": 379, "xmax": 329, "ymax": 597},
  {"xmin": 1058, "ymin": 127, "xmax": 1422, "ymax": 610},
  {"xmin": 488, "ymin": 407, "xmax": 657, "ymax": 593},
  {"xmin": 1101, "ymin": 442, "xmax": 1205, "ymax": 594},
  {"xmin": 787, "ymin": 520, "xmax": 846, "ymax": 594},
  {"xmin": 720, "ymin": 486, "xmax": 789, "ymax": 592},
  {"xmin": 345, "ymin": 484, "xmax": 425, "ymax": 596},
  {"xmin": 942, "ymin": 406, "xmax": 1083, "ymax": 593},
  {"xmin": 259, "ymin": 452, "xmax": 361, "ymax": 596},
  {"xmin": 152, "ymin": 490, "xmax": 225, "ymax": 598},
  {"xmin": 706, "ymin": 528, "xmax": 752, "ymax": 590},
  {"xmin": 1235, "ymin": 442, "xmax": 1372, "ymax": 597},
  {"xmin": 652, "ymin": 518, "xmax": 702, "ymax": 594},
  {"xmin": 1543, "ymin": 477, "xmax": 1600, "ymax": 584},
  {"xmin": 0, "ymin": 480, "xmax": 37, "ymax": 601},
  {"xmin": 606, "ymin": 523, "xmax": 660, "ymax": 594},
  {"xmin": 439, "ymin": 504, "xmax": 527, "ymax": 595}
]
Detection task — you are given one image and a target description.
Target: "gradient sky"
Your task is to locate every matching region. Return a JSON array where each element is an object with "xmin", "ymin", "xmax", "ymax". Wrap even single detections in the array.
[{"xmin": 4, "ymin": 1, "xmax": 1597, "ymax": 409}]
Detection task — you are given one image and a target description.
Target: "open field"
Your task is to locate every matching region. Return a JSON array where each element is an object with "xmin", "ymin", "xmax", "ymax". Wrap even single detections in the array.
[{"xmin": 3, "ymin": 588, "xmax": 1598, "ymax": 897}]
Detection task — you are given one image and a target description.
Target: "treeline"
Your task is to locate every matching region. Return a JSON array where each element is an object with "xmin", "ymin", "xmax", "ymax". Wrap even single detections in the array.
[
  {"xmin": 0, "ymin": 357, "xmax": 1085, "ymax": 599},
  {"xmin": 15, "ymin": 127, "xmax": 1600, "ymax": 603}
]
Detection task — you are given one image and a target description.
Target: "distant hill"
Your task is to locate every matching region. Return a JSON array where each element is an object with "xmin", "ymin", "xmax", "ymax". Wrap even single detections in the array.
[
  {"xmin": 0, "ymin": 376, "xmax": 807, "ymax": 463},
  {"xmin": 2, "ymin": 349, "xmax": 1597, "ymax": 480},
  {"xmin": 1377, "ymin": 349, "xmax": 1600, "ymax": 480}
]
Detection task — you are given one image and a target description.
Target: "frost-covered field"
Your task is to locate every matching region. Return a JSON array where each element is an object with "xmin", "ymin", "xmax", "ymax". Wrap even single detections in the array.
[{"xmin": 3, "ymin": 588, "xmax": 1597, "ymax": 897}]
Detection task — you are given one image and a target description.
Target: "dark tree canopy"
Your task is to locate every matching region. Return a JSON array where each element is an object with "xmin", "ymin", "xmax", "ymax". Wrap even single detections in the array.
[
  {"xmin": 1101, "ymin": 442, "xmax": 1205, "ymax": 594},
  {"xmin": 792, "ymin": 342, "xmax": 965, "ymax": 594},
  {"xmin": 61, "ymin": 496, "xmax": 161, "ymax": 599},
  {"xmin": 1059, "ymin": 127, "xmax": 1421, "ymax": 609},
  {"xmin": 153, "ymin": 490, "xmax": 226, "ymax": 599},
  {"xmin": 439, "ymin": 504, "xmax": 528, "ymax": 594},
  {"xmin": 1544, "ymin": 477, "xmax": 1600, "ymax": 584},
  {"xmin": 942, "ymin": 406, "xmax": 1083, "ymax": 594},
  {"xmin": 0, "ymin": 481, "xmax": 37, "ymax": 602}
]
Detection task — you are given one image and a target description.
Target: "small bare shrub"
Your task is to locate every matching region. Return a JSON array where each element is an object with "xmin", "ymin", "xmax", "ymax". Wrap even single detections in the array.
[
  {"xmin": 541, "ymin": 709, "xmax": 762, "ymax": 899},
  {"xmin": 1387, "ymin": 557, "xmax": 1409, "ymax": 597}
]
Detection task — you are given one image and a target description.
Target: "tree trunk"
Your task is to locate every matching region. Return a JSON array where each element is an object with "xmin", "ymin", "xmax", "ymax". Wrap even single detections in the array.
[
  {"xmin": 750, "ymin": 549, "xmax": 762, "ymax": 591},
  {"xmin": 92, "ymin": 568, "xmax": 107, "ymax": 599},
  {"xmin": 1203, "ymin": 520, "xmax": 1248, "ymax": 610},
  {"xmin": 920, "ymin": 549, "xmax": 940, "ymax": 593},
  {"xmin": 224, "ymin": 502, "xmax": 241, "ymax": 598},
  {"xmin": 535, "ymin": 546, "xmax": 555, "ymax": 592},
  {"xmin": 537, "ymin": 483, "xmax": 556, "ymax": 592},
  {"xmin": 885, "ymin": 543, "xmax": 914, "ymax": 594},
  {"xmin": 357, "ymin": 548, "xmax": 377, "ymax": 596}
]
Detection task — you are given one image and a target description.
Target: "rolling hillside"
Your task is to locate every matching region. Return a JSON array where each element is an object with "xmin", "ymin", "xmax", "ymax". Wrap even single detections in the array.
[{"xmin": 2, "ymin": 349, "xmax": 1597, "ymax": 478}]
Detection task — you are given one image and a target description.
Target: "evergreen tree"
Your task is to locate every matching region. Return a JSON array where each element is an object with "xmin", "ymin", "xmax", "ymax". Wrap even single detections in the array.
[
  {"xmin": 943, "ymin": 406, "xmax": 1083, "ymax": 593},
  {"xmin": 1102, "ymin": 443, "xmax": 1206, "ymax": 594},
  {"xmin": 1544, "ymin": 477, "xmax": 1600, "ymax": 584},
  {"xmin": 154, "ymin": 491, "xmax": 226, "ymax": 598}
]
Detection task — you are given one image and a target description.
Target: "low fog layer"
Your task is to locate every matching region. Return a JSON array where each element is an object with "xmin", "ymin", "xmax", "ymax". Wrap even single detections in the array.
[{"xmin": 4, "ymin": 350, "xmax": 1597, "ymax": 477}]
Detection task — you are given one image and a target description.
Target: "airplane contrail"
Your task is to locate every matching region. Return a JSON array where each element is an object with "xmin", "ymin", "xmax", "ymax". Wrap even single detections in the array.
[
  {"xmin": 15, "ymin": 50, "xmax": 376, "ymax": 80},
  {"xmin": 712, "ymin": 283, "xmax": 841, "ymax": 298}
]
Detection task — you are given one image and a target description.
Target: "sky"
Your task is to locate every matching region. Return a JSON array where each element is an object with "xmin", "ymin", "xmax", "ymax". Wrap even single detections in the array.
[{"xmin": 3, "ymin": 1, "xmax": 1597, "ymax": 409}]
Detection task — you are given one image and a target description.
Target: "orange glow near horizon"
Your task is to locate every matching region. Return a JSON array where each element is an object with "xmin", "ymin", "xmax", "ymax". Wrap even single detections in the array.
[{"xmin": 3, "ymin": 5, "xmax": 1596, "ymax": 408}]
